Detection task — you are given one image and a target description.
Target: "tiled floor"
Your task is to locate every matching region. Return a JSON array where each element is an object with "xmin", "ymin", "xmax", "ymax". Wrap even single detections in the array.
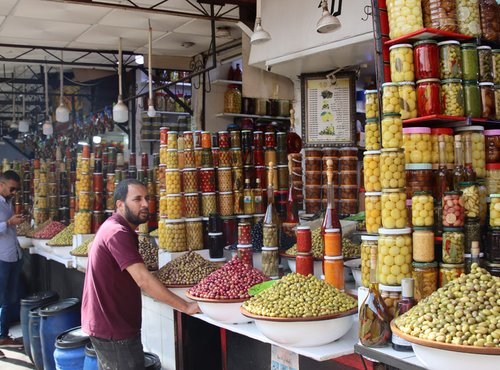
[{"xmin": 0, "ymin": 324, "xmax": 35, "ymax": 369}]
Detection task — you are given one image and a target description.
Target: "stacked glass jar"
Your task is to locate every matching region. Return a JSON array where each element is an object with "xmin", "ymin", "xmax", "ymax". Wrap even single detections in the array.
[
  {"xmin": 74, "ymin": 146, "xmax": 92, "ymax": 235},
  {"xmin": 323, "ymin": 228, "xmax": 344, "ymax": 290}
]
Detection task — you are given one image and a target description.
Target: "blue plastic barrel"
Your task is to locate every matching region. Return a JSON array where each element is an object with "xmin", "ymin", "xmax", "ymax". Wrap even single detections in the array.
[
  {"xmin": 29, "ymin": 308, "xmax": 44, "ymax": 370},
  {"xmin": 144, "ymin": 352, "xmax": 162, "ymax": 370},
  {"xmin": 39, "ymin": 298, "xmax": 81, "ymax": 370},
  {"xmin": 21, "ymin": 291, "xmax": 59, "ymax": 361},
  {"xmin": 83, "ymin": 342, "xmax": 97, "ymax": 370},
  {"xmin": 53, "ymin": 326, "xmax": 90, "ymax": 370}
]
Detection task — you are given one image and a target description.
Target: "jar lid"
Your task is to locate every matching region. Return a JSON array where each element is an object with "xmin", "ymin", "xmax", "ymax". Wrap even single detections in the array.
[
  {"xmin": 184, "ymin": 192, "xmax": 199, "ymax": 197},
  {"xmin": 431, "ymin": 128, "xmax": 453, "ymax": 135},
  {"xmin": 236, "ymin": 215, "xmax": 252, "ymax": 219},
  {"xmin": 364, "ymin": 150, "xmax": 381, "ymax": 155},
  {"xmin": 325, "ymin": 228, "xmax": 341, "ymax": 233},
  {"xmin": 261, "ymin": 246, "xmax": 278, "ymax": 251},
  {"xmin": 297, "ymin": 225, "xmax": 311, "ymax": 231},
  {"xmin": 443, "ymin": 227, "xmax": 463, "ymax": 232},
  {"xmin": 381, "ymin": 148, "xmax": 404, "ymax": 153},
  {"xmin": 398, "ymin": 81, "xmax": 415, "ymax": 86},
  {"xmin": 166, "ymin": 193, "xmax": 182, "ymax": 197},
  {"xmin": 168, "ymin": 131, "xmax": 179, "ymax": 135},
  {"xmin": 439, "ymin": 262, "xmax": 464, "ymax": 268},
  {"xmin": 208, "ymin": 232, "xmax": 223, "ymax": 236},
  {"xmin": 461, "ymin": 43, "xmax": 477, "ymax": 48},
  {"xmin": 458, "ymin": 181, "xmax": 479, "ymax": 187},
  {"xmin": 477, "ymin": 45, "xmax": 492, "ymax": 50},
  {"xmin": 165, "ymin": 219, "xmax": 185, "ymax": 224},
  {"xmin": 455, "ymin": 125, "xmax": 484, "ymax": 133},
  {"xmin": 486, "ymin": 261, "xmax": 500, "ymax": 268},
  {"xmin": 219, "ymin": 191, "xmax": 233, "ymax": 195},
  {"xmin": 484, "ymin": 129, "xmax": 500, "ymax": 136},
  {"xmin": 185, "ymin": 217, "xmax": 202, "ymax": 222},
  {"xmin": 382, "ymin": 113, "xmax": 401, "ymax": 118},
  {"xmin": 382, "ymin": 82, "xmax": 399, "ymax": 87},
  {"xmin": 254, "ymin": 213, "xmax": 265, "ymax": 217},
  {"xmin": 237, "ymin": 244, "xmax": 253, "ymax": 249},
  {"xmin": 463, "ymin": 80, "xmax": 478, "ymax": 85},
  {"xmin": 378, "ymin": 284, "xmax": 402, "ymax": 291},
  {"xmin": 437, "ymin": 40, "xmax": 460, "ymax": 46},
  {"xmin": 485, "ymin": 163, "xmax": 500, "ymax": 170},
  {"xmin": 324, "ymin": 255, "xmax": 343, "ymax": 261},
  {"xmin": 413, "ymin": 226, "xmax": 433, "ymax": 231},
  {"xmin": 490, "ymin": 194, "xmax": 500, "ymax": 198},
  {"xmin": 416, "ymin": 78, "xmax": 440, "ymax": 84},
  {"xmin": 403, "ymin": 127, "xmax": 431, "ymax": 134},
  {"xmin": 444, "ymin": 190, "xmax": 463, "ymax": 195},
  {"xmin": 364, "ymin": 89, "xmax": 378, "ymax": 94},
  {"xmin": 209, "ymin": 257, "xmax": 227, "ymax": 262},
  {"xmin": 413, "ymin": 190, "xmax": 432, "ymax": 196},
  {"xmin": 412, "ymin": 261, "xmax": 438, "ymax": 268},
  {"xmin": 361, "ymin": 234, "xmax": 379, "ymax": 241},
  {"xmin": 405, "ymin": 163, "xmax": 432, "ymax": 170},
  {"xmin": 202, "ymin": 192, "xmax": 216, "ymax": 196},
  {"xmin": 382, "ymin": 188, "xmax": 405, "ymax": 193},
  {"xmin": 165, "ymin": 168, "xmax": 179, "ymax": 173},
  {"xmin": 339, "ymin": 147, "xmax": 359, "ymax": 152},
  {"xmin": 478, "ymin": 82, "xmax": 494, "ymax": 87},
  {"xmin": 366, "ymin": 118, "xmax": 379, "ymax": 123},
  {"xmin": 441, "ymin": 78, "xmax": 462, "ymax": 84},
  {"xmin": 365, "ymin": 192, "xmax": 382, "ymax": 196},
  {"xmin": 378, "ymin": 227, "xmax": 412, "ymax": 235},
  {"xmin": 388, "ymin": 43, "xmax": 413, "ymax": 50},
  {"xmin": 493, "ymin": 49, "xmax": 500, "ymax": 53}
]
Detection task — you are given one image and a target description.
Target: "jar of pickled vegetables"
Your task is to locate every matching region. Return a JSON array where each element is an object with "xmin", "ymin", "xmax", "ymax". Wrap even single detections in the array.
[
  {"xmin": 412, "ymin": 227, "xmax": 435, "ymax": 262},
  {"xmin": 406, "ymin": 163, "xmax": 433, "ymax": 199},
  {"xmin": 479, "ymin": 0, "xmax": 500, "ymax": 43},
  {"xmin": 412, "ymin": 191, "xmax": 434, "ymax": 227},
  {"xmin": 438, "ymin": 40, "xmax": 462, "ymax": 80},
  {"xmin": 403, "ymin": 127, "xmax": 431, "ymax": 164},
  {"xmin": 262, "ymin": 247, "xmax": 279, "ymax": 278},
  {"xmin": 182, "ymin": 168, "xmax": 198, "ymax": 193},
  {"xmin": 442, "ymin": 227, "xmax": 465, "ymax": 263},
  {"xmin": 377, "ymin": 228, "xmax": 412, "ymax": 285},
  {"xmin": 361, "ymin": 234, "xmax": 378, "ymax": 287},
  {"xmin": 414, "ymin": 40, "xmax": 439, "ymax": 80},
  {"xmin": 463, "ymin": 216, "xmax": 481, "ymax": 254},
  {"xmin": 163, "ymin": 219, "xmax": 187, "ymax": 252},
  {"xmin": 380, "ymin": 149, "xmax": 405, "ymax": 189},
  {"xmin": 459, "ymin": 181, "xmax": 480, "ymax": 218},
  {"xmin": 412, "ymin": 262, "xmax": 438, "ymax": 301},
  {"xmin": 461, "ymin": 43, "xmax": 479, "ymax": 81},
  {"xmin": 491, "ymin": 194, "xmax": 500, "ymax": 228},
  {"xmin": 382, "ymin": 82, "xmax": 400, "ymax": 114},
  {"xmin": 416, "ymin": 78, "xmax": 441, "ymax": 116},
  {"xmin": 166, "ymin": 194, "xmax": 183, "ymax": 219},
  {"xmin": 365, "ymin": 192, "xmax": 382, "ymax": 234},
  {"xmin": 389, "ymin": 44, "xmax": 415, "ymax": 82},
  {"xmin": 463, "ymin": 81, "xmax": 481, "ymax": 118},
  {"xmin": 478, "ymin": 46, "xmax": 493, "ymax": 83},
  {"xmin": 441, "ymin": 79, "xmax": 464, "ymax": 116},
  {"xmin": 478, "ymin": 179, "xmax": 488, "ymax": 225},
  {"xmin": 422, "ymin": 1, "xmax": 458, "ymax": 31},
  {"xmin": 185, "ymin": 218, "xmax": 203, "ymax": 250},
  {"xmin": 218, "ymin": 192, "xmax": 234, "ymax": 216},
  {"xmin": 224, "ymin": 85, "xmax": 241, "ymax": 114},
  {"xmin": 456, "ymin": 0, "xmax": 481, "ymax": 36},
  {"xmin": 431, "ymin": 128, "xmax": 454, "ymax": 164},
  {"xmin": 486, "ymin": 163, "xmax": 500, "ymax": 194},
  {"xmin": 379, "ymin": 284, "xmax": 402, "ymax": 319},
  {"xmin": 381, "ymin": 113, "xmax": 403, "ymax": 149},
  {"xmin": 494, "ymin": 50, "xmax": 500, "ymax": 85},
  {"xmin": 439, "ymin": 262, "xmax": 464, "ymax": 286},
  {"xmin": 443, "ymin": 191, "xmax": 464, "ymax": 227},
  {"xmin": 201, "ymin": 192, "xmax": 217, "ymax": 217},
  {"xmin": 184, "ymin": 193, "xmax": 200, "ymax": 218},
  {"xmin": 386, "ymin": 0, "xmax": 423, "ymax": 39},
  {"xmin": 365, "ymin": 118, "xmax": 381, "ymax": 150},
  {"xmin": 381, "ymin": 189, "xmax": 407, "ymax": 229},
  {"xmin": 479, "ymin": 82, "xmax": 496, "ymax": 120},
  {"xmin": 398, "ymin": 82, "xmax": 417, "ymax": 120},
  {"xmin": 495, "ymin": 85, "xmax": 500, "ymax": 121},
  {"xmin": 364, "ymin": 90, "xmax": 379, "ymax": 119},
  {"xmin": 455, "ymin": 126, "xmax": 485, "ymax": 178},
  {"xmin": 165, "ymin": 169, "xmax": 181, "ymax": 194},
  {"xmin": 363, "ymin": 151, "xmax": 381, "ymax": 192}
]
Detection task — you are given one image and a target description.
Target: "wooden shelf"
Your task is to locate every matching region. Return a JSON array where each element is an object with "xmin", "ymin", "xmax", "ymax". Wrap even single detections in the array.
[
  {"xmin": 212, "ymin": 79, "xmax": 243, "ymax": 86},
  {"xmin": 216, "ymin": 113, "xmax": 290, "ymax": 120},
  {"xmin": 384, "ymin": 28, "xmax": 474, "ymax": 46}
]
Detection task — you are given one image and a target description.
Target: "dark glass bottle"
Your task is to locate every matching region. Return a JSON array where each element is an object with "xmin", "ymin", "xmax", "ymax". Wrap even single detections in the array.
[
  {"xmin": 392, "ymin": 278, "xmax": 416, "ymax": 351},
  {"xmin": 263, "ymin": 162, "xmax": 280, "ymax": 248},
  {"xmin": 452, "ymin": 136, "xmax": 465, "ymax": 191},
  {"xmin": 234, "ymin": 63, "xmax": 242, "ymax": 82}
]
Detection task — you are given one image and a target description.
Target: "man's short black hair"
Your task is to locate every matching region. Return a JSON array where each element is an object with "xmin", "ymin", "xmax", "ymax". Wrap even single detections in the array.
[
  {"xmin": 114, "ymin": 179, "xmax": 146, "ymax": 208},
  {"xmin": 0, "ymin": 170, "xmax": 21, "ymax": 183}
]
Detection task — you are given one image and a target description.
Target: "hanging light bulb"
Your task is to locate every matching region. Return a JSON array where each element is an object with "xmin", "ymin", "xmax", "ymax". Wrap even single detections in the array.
[
  {"xmin": 18, "ymin": 94, "xmax": 30, "ymax": 133},
  {"xmin": 43, "ymin": 64, "xmax": 53, "ymax": 136},
  {"xmin": 113, "ymin": 37, "xmax": 129, "ymax": 123},
  {"xmin": 251, "ymin": 0, "xmax": 271, "ymax": 45},
  {"xmin": 43, "ymin": 118, "xmax": 53, "ymax": 136},
  {"xmin": 147, "ymin": 20, "xmax": 156, "ymax": 118},
  {"xmin": 317, "ymin": 0, "xmax": 341, "ymax": 33},
  {"xmin": 56, "ymin": 51, "xmax": 70, "ymax": 123}
]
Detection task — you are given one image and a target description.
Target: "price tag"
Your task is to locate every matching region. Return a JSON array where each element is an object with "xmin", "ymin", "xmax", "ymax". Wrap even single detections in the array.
[{"xmin": 271, "ymin": 345, "xmax": 299, "ymax": 370}]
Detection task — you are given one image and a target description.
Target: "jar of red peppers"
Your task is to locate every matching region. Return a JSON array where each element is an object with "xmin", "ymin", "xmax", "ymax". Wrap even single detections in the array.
[
  {"xmin": 416, "ymin": 78, "xmax": 441, "ymax": 116},
  {"xmin": 442, "ymin": 191, "xmax": 464, "ymax": 227},
  {"xmin": 414, "ymin": 40, "xmax": 439, "ymax": 80}
]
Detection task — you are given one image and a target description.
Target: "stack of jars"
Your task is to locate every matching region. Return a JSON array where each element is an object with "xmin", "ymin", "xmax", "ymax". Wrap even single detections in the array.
[
  {"xmin": 274, "ymin": 132, "xmax": 290, "ymax": 218},
  {"xmin": 21, "ymin": 162, "xmax": 31, "ymax": 218},
  {"xmin": 58, "ymin": 163, "xmax": 70, "ymax": 225},
  {"xmin": 289, "ymin": 152, "xmax": 303, "ymax": 209},
  {"xmin": 75, "ymin": 145, "xmax": 92, "ymax": 234},
  {"xmin": 33, "ymin": 159, "xmax": 49, "ymax": 226},
  {"xmin": 304, "ymin": 148, "xmax": 323, "ymax": 214},
  {"xmin": 91, "ymin": 149, "xmax": 105, "ymax": 233},
  {"xmin": 321, "ymin": 148, "xmax": 340, "ymax": 213},
  {"xmin": 323, "ymin": 228, "xmax": 343, "ymax": 290},
  {"xmin": 237, "ymin": 222, "xmax": 253, "ymax": 266},
  {"xmin": 339, "ymin": 147, "xmax": 359, "ymax": 216}
]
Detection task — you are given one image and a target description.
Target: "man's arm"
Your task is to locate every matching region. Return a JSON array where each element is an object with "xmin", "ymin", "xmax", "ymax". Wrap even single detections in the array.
[
  {"xmin": 126, "ymin": 262, "xmax": 200, "ymax": 315},
  {"xmin": 0, "ymin": 214, "xmax": 23, "ymax": 234}
]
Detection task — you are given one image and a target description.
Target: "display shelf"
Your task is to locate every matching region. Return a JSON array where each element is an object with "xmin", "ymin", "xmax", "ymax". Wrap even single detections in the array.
[
  {"xmin": 354, "ymin": 343, "xmax": 426, "ymax": 370},
  {"xmin": 384, "ymin": 28, "xmax": 474, "ymax": 46},
  {"xmin": 212, "ymin": 79, "xmax": 243, "ymax": 86},
  {"xmin": 152, "ymin": 111, "xmax": 191, "ymax": 115},
  {"xmin": 402, "ymin": 115, "xmax": 500, "ymax": 128},
  {"xmin": 216, "ymin": 113, "xmax": 290, "ymax": 120},
  {"xmin": 30, "ymin": 246, "xmax": 74, "ymax": 268}
]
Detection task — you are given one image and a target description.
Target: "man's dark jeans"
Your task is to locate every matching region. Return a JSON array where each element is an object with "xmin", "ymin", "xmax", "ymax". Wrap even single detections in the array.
[
  {"xmin": 0, "ymin": 259, "xmax": 22, "ymax": 338},
  {"xmin": 90, "ymin": 335, "xmax": 144, "ymax": 370}
]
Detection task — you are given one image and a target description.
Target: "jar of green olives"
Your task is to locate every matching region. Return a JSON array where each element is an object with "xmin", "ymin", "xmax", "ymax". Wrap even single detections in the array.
[{"xmin": 442, "ymin": 227, "xmax": 465, "ymax": 264}]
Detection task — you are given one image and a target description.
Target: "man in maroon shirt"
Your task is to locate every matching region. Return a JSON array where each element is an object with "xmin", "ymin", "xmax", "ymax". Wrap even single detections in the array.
[{"xmin": 82, "ymin": 179, "xmax": 199, "ymax": 369}]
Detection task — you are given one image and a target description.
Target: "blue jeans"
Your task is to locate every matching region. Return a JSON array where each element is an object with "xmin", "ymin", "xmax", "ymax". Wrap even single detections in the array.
[
  {"xmin": 0, "ymin": 258, "xmax": 23, "ymax": 338},
  {"xmin": 90, "ymin": 335, "xmax": 144, "ymax": 370}
]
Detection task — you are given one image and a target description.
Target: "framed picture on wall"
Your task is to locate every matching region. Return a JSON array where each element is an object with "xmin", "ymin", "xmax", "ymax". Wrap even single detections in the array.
[{"xmin": 300, "ymin": 71, "xmax": 356, "ymax": 147}]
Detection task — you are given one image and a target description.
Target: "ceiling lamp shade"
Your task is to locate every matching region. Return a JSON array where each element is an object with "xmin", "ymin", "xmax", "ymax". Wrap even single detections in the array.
[
  {"xmin": 113, "ymin": 38, "xmax": 129, "ymax": 123},
  {"xmin": 43, "ymin": 64, "xmax": 53, "ymax": 136},
  {"xmin": 147, "ymin": 20, "xmax": 156, "ymax": 118},
  {"xmin": 317, "ymin": 0, "xmax": 342, "ymax": 33},
  {"xmin": 251, "ymin": 0, "xmax": 271, "ymax": 45},
  {"xmin": 10, "ymin": 83, "xmax": 17, "ymax": 130},
  {"xmin": 56, "ymin": 51, "xmax": 70, "ymax": 123},
  {"xmin": 42, "ymin": 119, "xmax": 53, "ymax": 136},
  {"xmin": 18, "ymin": 95, "xmax": 30, "ymax": 133}
]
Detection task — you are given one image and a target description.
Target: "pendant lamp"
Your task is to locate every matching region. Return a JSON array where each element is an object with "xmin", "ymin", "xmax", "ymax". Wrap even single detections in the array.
[
  {"xmin": 317, "ymin": 0, "xmax": 341, "ymax": 33},
  {"xmin": 250, "ymin": 0, "xmax": 271, "ymax": 45},
  {"xmin": 113, "ymin": 38, "xmax": 129, "ymax": 123},
  {"xmin": 56, "ymin": 51, "xmax": 70, "ymax": 123},
  {"xmin": 42, "ymin": 65, "xmax": 53, "ymax": 136},
  {"xmin": 147, "ymin": 20, "xmax": 156, "ymax": 118},
  {"xmin": 18, "ymin": 93, "xmax": 30, "ymax": 133},
  {"xmin": 10, "ymin": 88, "xmax": 18, "ymax": 130}
]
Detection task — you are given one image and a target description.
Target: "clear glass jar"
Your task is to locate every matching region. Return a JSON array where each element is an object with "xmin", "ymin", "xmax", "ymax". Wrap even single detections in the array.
[
  {"xmin": 403, "ymin": 127, "xmax": 432, "ymax": 163},
  {"xmin": 412, "ymin": 191, "xmax": 434, "ymax": 227},
  {"xmin": 261, "ymin": 247, "xmax": 279, "ymax": 278},
  {"xmin": 486, "ymin": 261, "xmax": 500, "ymax": 277},
  {"xmin": 439, "ymin": 263, "xmax": 464, "ymax": 286},
  {"xmin": 486, "ymin": 227, "xmax": 500, "ymax": 262},
  {"xmin": 441, "ymin": 79, "xmax": 464, "ymax": 116},
  {"xmin": 386, "ymin": 0, "xmax": 423, "ymax": 39},
  {"xmin": 218, "ymin": 192, "xmax": 234, "ymax": 216},
  {"xmin": 381, "ymin": 189, "xmax": 407, "ymax": 229},
  {"xmin": 414, "ymin": 40, "xmax": 439, "ymax": 80},
  {"xmin": 361, "ymin": 235, "xmax": 378, "ymax": 287},
  {"xmin": 412, "ymin": 227, "xmax": 435, "ymax": 262},
  {"xmin": 184, "ymin": 192, "xmax": 200, "ymax": 218},
  {"xmin": 461, "ymin": 43, "xmax": 479, "ymax": 81},
  {"xmin": 494, "ymin": 50, "xmax": 500, "ymax": 85},
  {"xmin": 381, "ymin": 113, "xmax": 403, "ymax": 149},
  {"xmin": 491, "ymin": 194, "xmax": 500, "ymax": 228},
  {"xmin": 459, "ymin": 181, "xmax": 480, "ymax": 218},
  {"xmin": 456, "ymin": 0, "xmax": 481, "ymax": 36},
  {"xmin": 382, "ymin": 82, "xmax": 400, "ymax": 114},
  {"xmin": 365, "ymin": 118, "xmax": 381, "ymax": 150},
  {"xmin": 363, "ymin": 151, "xmax": 381, "ymax": 192},
  {"xmin": 201, "ymin": 192, "xmax": 217, "ymax": 217},
  {"xmin": 416, "ymin": 78, "xmax": 441, "ymax": 116},
  {"xmin": 479, "ymin": 0, "xmax": 500, "ymax": 43},
  {"xmin": 380, "ymin": 149, "xmax": 405, "ymax": 189},
  {"xmin": 479, "ymin": 82, "xmax": 496, "ymax": 120},
  {"xmin": 182, "ymin": 168, "xmax": 198, "ymax": 193},
  {"xmin": 185, "ymin": 218, "xmax": 203, "ymax": 250},
  {"xmin": 379, "ymin": 284, "xmax": 402, "ymax": 319},
  {"xmin": 442, "ymin": 227, "xmax": 465, "ymax": 263},
  {"xmin": 422, "ymin": 0, "xmax": 457, "ymax": 32},
  {"xmin": 463, "ymin": 81, "xmax": 481, "ymax": 118},
  {"xmin": 443, "ymin": 191, "xmax": 464, "ymax": 227},
  {"xmin": 166, "ymin": 194, "xmax": 183, "ymax": 219},
  {"xmin": 365, "ymin": 192, "xmax": 382, "ymax": 234},
  {"xmin": 438, "ymin": 40, "xmax": 462, "ymax": 79},
  {"xmin": 398, "ymin": 82, "xmax": 417, "ymax": 120},
  {"xmin": 486, "ymin": 163, "xmax": 500, "ymax": 194},
  {"xmin": 455, "ymin": 126, "xmax": 486, "ymax": 178},
  {"xmin": 412, "ymin": 261, "xmax": 438, "ymax": 301},
  {"xmin": 463, "ymin": 217, "xmax": 480, "ymax": 254},
  {"xmin": 365, "ymin": 90, "xmax": 379, "ymax": 119},
  {"xmin": 405, "ymin": 163, "xmax": 434, "ymax": 199},
  {"xmin": 74, "ymin": 211, "xmax": 91, "ymax": 234},
  {"xmin": 431, "ymin": 128, "xmax": 454, "ymax": 164},
  {"xmin": 165, "ymin": 169, "xmax": 181, "ymax": 194},
  {"xmin": 478, "ymin": 46, "xmax": 494, "ymax": 83},
  {"xmin": 159, "ymin": 218, "xmax": 187, "ymax": 252},
  {"xmin": 389, "ymin": 44, "xmax": 415, "ymax": 82},
  {"xmin": 478, "ymin": 179, "xmax": 488, "ymax": 226},
  {"xmin": 224, "ymin": 84, "xmax": 241, "ymax": 114},
  {"xmin": 495, "ymin": 85, "xmax": 500, "ymax": 121}
]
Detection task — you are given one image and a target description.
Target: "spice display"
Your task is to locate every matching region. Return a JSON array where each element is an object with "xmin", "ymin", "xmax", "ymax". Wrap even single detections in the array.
[
  {"xmin": 461, "ymin": 43, "xmax": 479, "ymax": 81},
  {"xmin": 286, "ymin": 228, "xmax": 323, "ymax": 259},
  {"xmin": 479, "ymin": 82, "xmax": 496, "ymax": 120},
  {"xmin": 165, "ymin": 169, "xmax": 181, "ymax": 194},
  {"xmin": 478, "ymin": 46, "xmax": 493, "ymax": 83},
  {"xmin": 381, "ymin": 114, "xmax": 403, "ymax": 149},
  {"xmin": 365, "ymin": 192, "xmax": 382, "ymax": 234},
  {"xmin": 416, "ymin": 78, "xmax": 441, "ymax": 116},
  {"xmin": 414, "ymin": 40, "xmax": 439, "ymax": 80},
  {"xmin": 442, "ymin": 227, "xmax": 465, "ymax": 263},
  {"xmin": 389, "ymin": 44, "xmax": 415, "ymax": 82},
  {"xmin": 365, "ymin": 90, "xmax": 379, "ymax": 119},
  {"xmin": 438, "ymin": 41, "xmax": 462, "ymax": 79},
  {"xmin": 412, "ymin": 262, "xmax": 438, "ymax": 301},
  {"xmin": 377, "ymin": 228, "xmax": 412, "ymax": 285},
  {"xmin": 386, "ymin": 0, "xmax": 423, "ymax": 39},
  {"xmin": 398, "ymin": 82, "xmax": 417, "ymax": 120},
  {"xmin": 382, "ymin": 82, "xmax": 400, "ymax": 114},
  {"xmin": 185, "ymin": 218, "xmax": 203, "ymax": 250},
  {"xmin": 442, "ymin": 191, "xmax": 464, "ymax": 227},
  {"xmin": 456, "ymin": 0, "xmax": 481, "ymax": 36},
  {"xmin": 441, "ymin": 79, "xmax": 464, "ymax": 116},
  {"xmin": 243, "ymin": 273, "xmax": 356, "ymax": 317},
  {"xmin": 139, "ymin": 236, "xmax": 158, "ymax": 271},
  {"xmin": 188, "ymin": 256, "xmax": 268, "ymax": 299},
  {"xmin": 422, "ymin": 0, "xmax": 457, "ymax": 31},
  {"xmin": 403, "ymin": 127, "xmax": 431, "ymax": 164},
  {"xmin": 381, "ymin": 189, "xmax": 407, "ymax": 229},
  {"xmin": 156, "ymin": 251, "xmax": 218, "ymax": 286},
  {"xmin": 491, "ymin": 195, "xmax": 500, "ymax": 227},
  {"xmin": 201, "ymin": 192, "xmax": 217, "ymax": 217},
  {"xmin": 70, "ymin": 237, "xmax": 93, "ymax": 257},
  {"xmin": 412, "ymin": 192, "xmax": 434, "ymax": 227},
  {"xmin": 47, "ymin": 223, "xmax": 74, "ymax": 246},
  {"xmin": 395, "ymin": 263, "xmax": 500, "ymax": 348}
]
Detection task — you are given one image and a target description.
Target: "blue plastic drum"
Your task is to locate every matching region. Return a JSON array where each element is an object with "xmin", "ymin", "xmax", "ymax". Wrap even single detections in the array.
[
  {"xmin": 53, "ymin": 326, "xmax": 90, "ymax": 370},
  {"xmin": 29, "ymin": 308, "xmax": 43, "ymax": 370},
  {"xmin": 83, "ymin": 342, "xmax": 97, "ymax": 370}
]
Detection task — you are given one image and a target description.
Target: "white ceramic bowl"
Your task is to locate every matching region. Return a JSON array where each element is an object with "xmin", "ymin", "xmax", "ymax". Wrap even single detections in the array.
[
  {"xmin": 186, "ymin": 292, "xmax": 251, "ymax": 324},
  {"xmin": 344, "ymin": 258, "xmax": 362, "ymax": 287},
  {"xmin": 286, "ymin": 257, "xmax": 323, "ymax": 278},
  {"xmin": 18, "ymin": 236, "xmax": 33, "ymax": 249},
  {"xmin": 241, "ymin": 307, "xmax": 356, "ymax": 347},
  {"xmin": 32, "ymin": 238, "xmax": 50, "ymax": 249}
]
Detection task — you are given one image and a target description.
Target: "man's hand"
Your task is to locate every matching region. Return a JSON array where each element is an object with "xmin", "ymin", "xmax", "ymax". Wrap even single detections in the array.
[
  {"xmin": 8, "ymin": 214, "xmax": 24, "ymax": 226},
  {"xmin": 183, "ymin": 302, "xmax": 201, "ymax": 315}
]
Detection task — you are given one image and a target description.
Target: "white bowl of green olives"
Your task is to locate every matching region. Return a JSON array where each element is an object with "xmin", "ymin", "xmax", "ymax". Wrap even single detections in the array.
[{"xmin": 18, "ymin": 236, "xmax": 33, "ymax": 249}]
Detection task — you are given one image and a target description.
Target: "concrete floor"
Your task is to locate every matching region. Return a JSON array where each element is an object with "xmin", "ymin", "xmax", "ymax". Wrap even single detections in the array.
[{"xmin": 0, "ymin": 324, "xmax": 35, "ymax": 369}]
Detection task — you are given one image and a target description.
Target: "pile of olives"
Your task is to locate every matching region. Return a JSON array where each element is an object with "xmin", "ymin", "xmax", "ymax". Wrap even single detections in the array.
[
  {"xmin": 48, "ymin": 224, "xmax": 74, "ymax": 246},
  {"xmin": 156, "ymin": 251, "xmax": 218, "ymax": 286}
]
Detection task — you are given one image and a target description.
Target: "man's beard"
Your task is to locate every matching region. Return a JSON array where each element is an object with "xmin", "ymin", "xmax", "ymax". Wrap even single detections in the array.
[{"xmin": 124, "ymin": 203, "xmax": 149, "ymax": 225}]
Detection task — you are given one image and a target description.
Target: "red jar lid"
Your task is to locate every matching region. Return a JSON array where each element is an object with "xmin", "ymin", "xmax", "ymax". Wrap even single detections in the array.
[
  {"xmin": 486, "ymin": 163, "xmax": 500, "ymax": 170},
  {"xmin": 431, "ymin": 128, "xmax": 453, "ymax": 135}
]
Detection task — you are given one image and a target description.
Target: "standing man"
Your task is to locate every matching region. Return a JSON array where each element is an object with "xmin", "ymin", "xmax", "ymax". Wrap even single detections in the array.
[
  {"xmin": 0, "ymin": 170, "xmax": 24, "ymax": 357},
  {"xmin": 82, "ymin": 179, "xmax": 200, "ymax": 369}
]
